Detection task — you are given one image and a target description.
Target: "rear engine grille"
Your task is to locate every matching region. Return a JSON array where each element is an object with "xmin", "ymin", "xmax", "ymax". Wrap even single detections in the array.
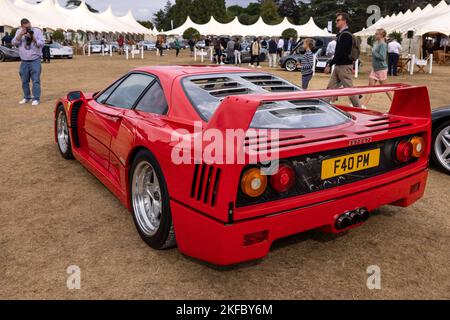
[
  {"xmin": 356, "ymin": 116, "xmax": 413, "ymax": 135},
  {"xmin": 244, "ymin": 133, "xmax": 346, "ymax": 153},
  {"xmin": 190, "ymin": 164, "xmax": 222, "ymax": 207}
]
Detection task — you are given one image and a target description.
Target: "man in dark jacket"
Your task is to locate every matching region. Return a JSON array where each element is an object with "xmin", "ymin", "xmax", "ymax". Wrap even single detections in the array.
[
  {"xmin": 325, "ymin": 12, "xmax": 360, "ymax": 107},
  {"xmin": 2, "ymin": 32, "xmax": 13, "ymax": 47},
  {"xmin": 268, "ymin": 37, "xmax": 278, "ymax": 68}
]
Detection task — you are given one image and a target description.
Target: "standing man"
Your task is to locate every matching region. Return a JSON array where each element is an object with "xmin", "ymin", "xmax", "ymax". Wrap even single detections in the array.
[
  {"xmin": 234, "ymin": 38, "xmax": 242, "ymax": 65},
  {"xmin": 174, "ymin": 37, "xmax": 181, "ymax": 57},
  {"xmin": 326, "ymin": 36, "xmax": 337, "ymax": 57},
  {"xmin": 387, "ymin": 38, "xmax": 402, "ymax": 76},
  {"xmin": 188, "ymin": 38, "xmax": 195, "ymax": 57},
  {"xmin": 2, "ymin": 32, "xmax": 13, "ymax": 47},
  {"xmin": 12, "ymin": 18, "xmax": 44, "ymax": 106},
  {"xmin": 42, "ymin": 28, "xmax": 52, "ymax": 63},
  {"xmin": 213, "ymin": 37, "xmax": 223, "ymax": 65},
  {"xmin": 249, "ymin": 37, "xmax": 262, "ymax": 68},
  {"xmin": 277, "ymin": 37, "xmax": 284, "ymax": 58},
  {"xmin": 226, "ymin": 37, "xmax": 235, "ymax": 64},
  {"xmin": 268, "ymin": 36, "xmax": 278, "ymax": 68},
  {"xmin": 324, "ymin": 13, "xmax": 360, "ymax": 108},
  {"xmin": 117, "ymin": 35, "xmax": 124, "ymax": 55}
]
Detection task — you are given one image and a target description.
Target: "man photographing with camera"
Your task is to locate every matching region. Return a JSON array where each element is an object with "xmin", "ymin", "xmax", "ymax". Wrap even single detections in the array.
[{"xmin": 12, "ymin": 18, "xmax": 44, "ymax": 106}]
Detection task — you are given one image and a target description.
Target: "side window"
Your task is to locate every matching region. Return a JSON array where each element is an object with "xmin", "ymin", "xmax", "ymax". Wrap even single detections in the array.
[
  {"xmin": 135, "ymin": 81, "xmax": 168, "ymax": 115},
  {"xmin": 95, "ymin": 78, "xmax": 123, "ymax": 104},
  {"xmin": 105, "ymin": 73, "xmax": 154, "ymax": 109}
]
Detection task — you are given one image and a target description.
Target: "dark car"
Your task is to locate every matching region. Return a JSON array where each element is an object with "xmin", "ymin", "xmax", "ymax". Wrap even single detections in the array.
[
  {"xmin": 279, "ymin": 37, "xmax": 333, "ymax": 72},
  {"xmin": 221, "ymin": 42, "xmax": 267, "ymax": 64},
  {"xmin": 431, "ymin": 106, "xmax": 450, "ymax": 174},
  {"xmin": 0, "ymin": 45, "xmax": 20, "ymax": 62}
]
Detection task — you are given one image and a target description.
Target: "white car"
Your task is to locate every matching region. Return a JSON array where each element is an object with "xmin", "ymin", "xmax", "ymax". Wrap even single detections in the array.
[
  {"xmin": 139, "ymin": 41, "xmax": 156, "ymax": 51},
  {"xmin": 88, "ymin": 41, "xmax": 110, "ymax": 54},
  {"xmin": 49, "ymin": 43, "xmax": 73, "ymax": 59}
]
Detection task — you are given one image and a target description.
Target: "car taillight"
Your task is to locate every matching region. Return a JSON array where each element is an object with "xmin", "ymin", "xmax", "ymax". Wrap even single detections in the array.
[
  {"xmin": 410, "ymin": 136, "xmax": 425, "ymax": 158},
  {"xmin": 240, "ymin": 168, "xmax": 267, "ymax": 198},
  {"xmin": 270, "ymin": 164, "xmax": 295, "ymax": 193},
  {"xmin": 396, "ymin": 140, "xmax": 413, "ymax": 162}
]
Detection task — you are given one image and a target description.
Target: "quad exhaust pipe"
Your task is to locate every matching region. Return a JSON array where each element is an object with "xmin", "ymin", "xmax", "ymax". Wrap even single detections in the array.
[{"xmin": 335, "ymin": 208, "xmax": 369, "ymax": 230}]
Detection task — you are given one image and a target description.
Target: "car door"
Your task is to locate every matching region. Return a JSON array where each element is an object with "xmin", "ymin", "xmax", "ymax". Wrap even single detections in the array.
[
  {"xmin": 80, "ymin": 73, "xmax": 155, "ymax": 175},
  {"xmin": 109, "ymin": 79, "xmax": 169, "ymax": 188}
]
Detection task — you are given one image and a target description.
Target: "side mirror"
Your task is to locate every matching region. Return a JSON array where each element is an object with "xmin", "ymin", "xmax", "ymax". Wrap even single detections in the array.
[{"xmin": 67, "ymin": 91, "xmax": 85, "ymax": 102}]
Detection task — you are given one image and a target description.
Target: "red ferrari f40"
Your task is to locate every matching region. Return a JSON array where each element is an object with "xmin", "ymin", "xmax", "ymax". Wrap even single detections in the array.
[{"xmin": 54, "ymin": 66, "xmax": 431, "ymax": 265}]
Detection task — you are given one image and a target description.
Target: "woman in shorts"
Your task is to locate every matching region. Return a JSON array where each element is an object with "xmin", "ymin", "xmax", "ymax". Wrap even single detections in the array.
[{"xmin": 362, "ymin": 28, "xmax": 392, "ymax": 108}]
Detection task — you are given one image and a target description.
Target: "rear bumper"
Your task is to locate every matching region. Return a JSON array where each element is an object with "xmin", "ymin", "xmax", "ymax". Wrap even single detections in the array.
[{"xmin": 171, "ymin": 169, "xmax": 428, "ymax": 266}]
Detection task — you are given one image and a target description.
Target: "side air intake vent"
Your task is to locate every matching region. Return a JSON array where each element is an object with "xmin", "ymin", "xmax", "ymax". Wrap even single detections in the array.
[
  {"xmin": 70, "ymin": 101, "xmax": 83, "ymax": 148},
  {"xmin": 190, "ymin": 164, "xmax": 222, "ymax": 207}
]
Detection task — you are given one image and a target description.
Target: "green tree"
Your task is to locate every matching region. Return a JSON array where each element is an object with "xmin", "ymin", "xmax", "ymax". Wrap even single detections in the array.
[
  {"xmin": 153, "ymin": 9, "xmax": 167, "ymax": 31},
  {"xmin": 388, "ymin": 31, "xmax": 403, "ymax": 44},
  {"xmin": 278, "ymin": 0, "xmax": 300, "ymax": 24},
  {"xmin": 138, "ymin": 20, "xmax": 154, "ymax": 29},
  {"xmin": 227, "ymin": 5, "xmax": 245, "ymax": 17},
  {"xmin": 172, "ymin": 0, "xmax": 193, "ymax": 28},
  {"xmin": 52, "ymin": 30, "xmax": 65, "ymax": 41},
  {"xmin": 281, "ymin": 28, "xmax": 298, "ymax": 40},
  {"xmin": 238, "ymin": 13, "xmax": 260, "ymax": 25},
  {"xmin": 260, "ymin": 0, "xmax": 282, "ymax": 24},
  {"xmin": 245, "ymin": 3, "xmax": 262, "ymax": 16},
  {"xmin": 183, "ymin": 27, "xmax": 200, "ymax": 40}
]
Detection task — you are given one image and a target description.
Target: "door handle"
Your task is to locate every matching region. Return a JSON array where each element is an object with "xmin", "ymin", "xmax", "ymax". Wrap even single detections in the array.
[
  {"xmin": 96, "ymin": 111, "xmax": 123, "ymax": 122},
  {"xmin": 103, "ymin": 114, "xmax": 122, "ymax": 122}
]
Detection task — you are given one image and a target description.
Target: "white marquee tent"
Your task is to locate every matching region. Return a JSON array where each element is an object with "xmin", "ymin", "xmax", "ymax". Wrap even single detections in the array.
[
  {"xmin": 1, "ymin": 0, "xmax": 333, "ymax": 38},
  {"xmin": 0, "ymin": 0, "xmax": 155, "ymax": 35},
  {"xmin": 356, "ymin": 0, "xmax": 450, "ymax": 55},
  {"xmin": 163, "ymin": 15, "xmax": 332, "ymax": 37}
]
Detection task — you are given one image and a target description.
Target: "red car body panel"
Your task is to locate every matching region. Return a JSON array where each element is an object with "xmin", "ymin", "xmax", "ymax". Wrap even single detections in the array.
[{"xmin": 54, "ymin": 66, "xmax": 431, "ymax": 265}]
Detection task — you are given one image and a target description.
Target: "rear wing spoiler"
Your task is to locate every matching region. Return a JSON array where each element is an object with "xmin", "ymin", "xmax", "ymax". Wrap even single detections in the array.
[{"xmin": 205, "ymin": 84, "xmax": 431, "ymax": 133}]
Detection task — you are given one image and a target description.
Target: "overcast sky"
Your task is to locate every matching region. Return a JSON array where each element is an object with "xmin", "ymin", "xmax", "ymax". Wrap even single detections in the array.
[{"xmin": 26, "ymin": 0, "xmax": 253, "ymax": 20}]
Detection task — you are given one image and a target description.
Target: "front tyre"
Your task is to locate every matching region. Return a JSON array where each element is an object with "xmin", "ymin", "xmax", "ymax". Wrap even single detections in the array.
[
  {"xmin": 130, "ymin": 150, "xmax": 176, "ymax": 249},
  {"xmin": 56, "ymin": 104, "xmax": 74, "ymax": 159},
  {"xmin": 432, "ymin": 120, "xmax": 450, "ymax": 174}
]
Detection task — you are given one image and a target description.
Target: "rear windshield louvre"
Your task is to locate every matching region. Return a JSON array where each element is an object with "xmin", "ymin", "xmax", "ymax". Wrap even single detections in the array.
[{"xmin": 182, "ymin": 72, "xmax": 349, "ymax": 129}]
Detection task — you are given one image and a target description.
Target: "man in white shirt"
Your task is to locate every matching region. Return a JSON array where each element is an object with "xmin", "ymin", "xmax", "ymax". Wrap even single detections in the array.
[
  {"xmin": 387, "ymin": 38, "xmax": 402, "ymax": 76},
  {"xmin": 277, "ymin": 38, "xmax": 284, "ymax": 58},
  {"xmin": 326, "ymin": 38, "xmax": 336, "ymax": 57}
]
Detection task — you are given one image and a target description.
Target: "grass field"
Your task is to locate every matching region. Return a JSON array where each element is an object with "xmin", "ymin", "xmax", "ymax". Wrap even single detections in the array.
[{"xmin": 0, "ymin": 49, "xmax": 449, "ymax": 299}]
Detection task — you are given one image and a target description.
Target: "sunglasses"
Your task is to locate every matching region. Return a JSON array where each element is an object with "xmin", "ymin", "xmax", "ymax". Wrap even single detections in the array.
[{"xmin": 336, "ymin": 19, "xmax": 343, "ymax": 23}]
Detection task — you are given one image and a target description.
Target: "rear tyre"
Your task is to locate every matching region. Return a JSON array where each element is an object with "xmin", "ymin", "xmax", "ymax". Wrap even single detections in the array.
[
  {"xmin": 130, "ymin": 149, "xmax": 176, "ymax": 249},
  {"xmin": 0, "ymin": 51, "xmax": 5, "ymax": 62},
  {"xmin": 56, "ymin": 104, "xmax": 74, "ymax": 159},
  {"xmin": 431, "ymin": 120, "xmax": 450, "ymax": 174},
  {"xmin": 284, "ymin": 59, "xmax": 297, "ymax": 72}
]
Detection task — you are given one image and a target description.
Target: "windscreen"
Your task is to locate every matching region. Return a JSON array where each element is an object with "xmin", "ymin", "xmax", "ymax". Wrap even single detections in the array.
[{"xmin": 182, "ymin": 73, "xmax": 350, "ymax": 129}]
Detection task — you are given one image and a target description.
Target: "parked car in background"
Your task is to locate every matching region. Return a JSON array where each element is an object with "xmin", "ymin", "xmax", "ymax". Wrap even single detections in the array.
[
  {"xmin": 195, "ymin": 40, "xmax": 206, "ymax": 49},
  {"xmin": 431, "ymin": 106, "xmax": 450, "ymax": 174},
  {"xmin": 0, "ymin": 45, "xmax": 20, "ymax": 62},
  {"xmin": 221, "ymin": 42, "xmax": 267, "ymax": 64},
  {"xmin": 49, "ymin": 43, "xmax": 73, "ymax": 59},
  {"xmin": 279, "ymin": 37, "xmax": 333, "ymax": 72},
  {"xmin": 139, "ymin": 41, "xmax": 156, "ymax": 51},
  {"xmin": 86, "ymin": 40, "xmax": 110, "ymax": 54},
  {"xmin": 110, "ymin": 41, "xmax": 119, "ymax": 52}
]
